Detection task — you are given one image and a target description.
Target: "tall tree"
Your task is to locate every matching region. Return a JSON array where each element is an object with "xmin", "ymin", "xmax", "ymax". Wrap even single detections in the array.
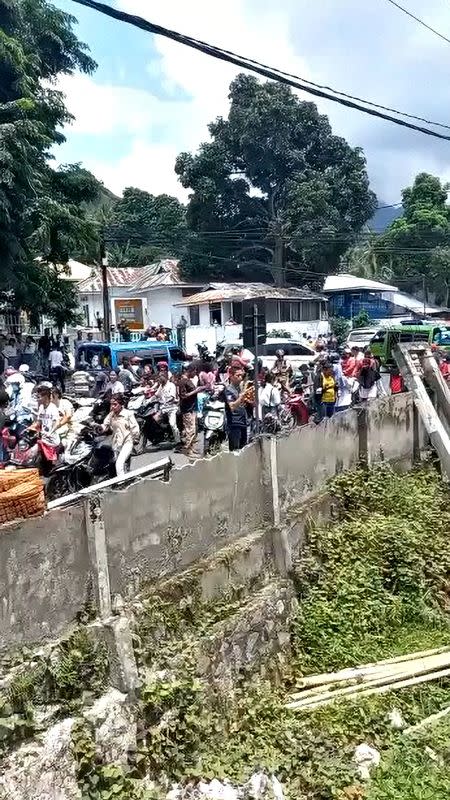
[
  {"xmin": 175, "ymin": 74, "xmax": 377, "ymax": 286},
  {"xmin": 105, "ymin": 188, "xmax": 187, "ymax": 267},
  {"xmin": 0, "ymin": 0, "xmax": 96, "ymax": 324},
  {"xmin": 376, "ymin": 173, "xmax": 450, "ymax": 304}
]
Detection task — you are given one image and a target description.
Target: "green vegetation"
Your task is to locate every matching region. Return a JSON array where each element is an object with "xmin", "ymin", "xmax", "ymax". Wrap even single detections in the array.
[
  {"xmin": 0, "ymin": 627, "xmax": 108, "ymax": 756},
  {"xmin": 128, "ymin": 465, "xmax": 450, "ymax": 799}
]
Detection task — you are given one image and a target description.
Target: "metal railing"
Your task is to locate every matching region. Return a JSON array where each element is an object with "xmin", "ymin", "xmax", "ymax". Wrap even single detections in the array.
[{"xmin": 47, "ymin": 456, "xmax": 172, "ymax": 510}]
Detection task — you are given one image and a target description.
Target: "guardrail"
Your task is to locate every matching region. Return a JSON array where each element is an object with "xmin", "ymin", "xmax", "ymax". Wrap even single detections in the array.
[{"xmin": 47, "ymin": 456, "xmax": 172, "ymax": 510}]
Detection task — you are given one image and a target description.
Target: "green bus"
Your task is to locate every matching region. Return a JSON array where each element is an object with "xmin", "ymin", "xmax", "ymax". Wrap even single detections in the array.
[{"xmin": 370, "ymin": 323, "xmax": 450, "ymax": 366}]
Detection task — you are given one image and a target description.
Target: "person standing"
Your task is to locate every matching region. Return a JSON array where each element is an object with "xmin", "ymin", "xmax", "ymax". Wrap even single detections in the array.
[
  {"xmin": 38, "ymin": 328, "xmax": 52, "ymax": 374},
  {"xmin": 224, "ymin": 365, "xmax": 249, "ymax": 451},
  {"xmin": 99, "ymin": 395, "xmax": 140, "ymax": 477},
  {"xmin": 178, "ymin": 364, "xmax": 201, "ymax": 457},
  {"xmin": 49, "ymin": 344, "xmax": 65, "ymax": 392},
  {"xmin": 314, "ymin": 362, "xmax": 338, "ymax": 420}
]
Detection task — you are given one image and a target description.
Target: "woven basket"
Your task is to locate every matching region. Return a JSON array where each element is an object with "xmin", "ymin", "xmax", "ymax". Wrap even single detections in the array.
[{"xmin": 0, "ymin": 470, "xmax": 46, "ymax": 523}]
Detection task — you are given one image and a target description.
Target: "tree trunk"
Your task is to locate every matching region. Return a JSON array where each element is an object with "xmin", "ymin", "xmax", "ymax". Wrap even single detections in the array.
[{"xmin": 273, "ymin": 234, "xmax": 285, "ymax": 286}]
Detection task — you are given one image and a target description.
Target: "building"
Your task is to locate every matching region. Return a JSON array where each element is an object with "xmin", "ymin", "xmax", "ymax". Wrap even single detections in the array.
[
  {"xmin": 324, "ymin": 273, "xmax": 449, "ymax": 321},
  {"xmin": 77, "ymin": 259, "xmax": 203, "ymax": 331},
  {"xmin": 128, "ymin": 259, "xmax": 203, "ymax": 328},
  {"xmin": 175, "ymin": 282, "xmax": 328, "ymax": 353},
  {"xmin": 77, "ymin": 267, "xmax": 144, "ymax": 329}
]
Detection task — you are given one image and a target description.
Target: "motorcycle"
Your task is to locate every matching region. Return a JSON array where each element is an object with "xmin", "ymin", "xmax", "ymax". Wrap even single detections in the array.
[
  {"xmin": 203, "ymin": 396, "xmax": 226, "ymax": 456},
  {"xmin": 137, "ymin": 398, "xmax": 177, "ymax": 449},
  {"xmin": 52, "ymin": 421, "xmax": 130, "ymax": 495}
]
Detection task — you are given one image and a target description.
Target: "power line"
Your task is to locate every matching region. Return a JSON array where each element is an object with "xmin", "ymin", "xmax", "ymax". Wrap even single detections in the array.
[
  {"xmin": 70, "ymin": 0, "xmax": 450, "ymax": 141},
  {"xmin": 382, "ymin": 0, "xmax": 450, "ymax": 45}
]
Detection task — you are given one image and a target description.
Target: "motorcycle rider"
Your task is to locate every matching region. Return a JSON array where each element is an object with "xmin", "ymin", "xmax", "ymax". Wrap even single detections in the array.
[
  {"xmin": 51, "ymin": 387, "xmax": 74, "ymax": 445},
  {"xmin": 98, "ymin": 395, "xmax": 140, "ymax": 477},
  {"xmin": 30, "ymin": 385, "xmax": 61, "ymax": 464},
  {"xmin": 153, "ymin": 370, "xmax": 180, "ymax": 443}
]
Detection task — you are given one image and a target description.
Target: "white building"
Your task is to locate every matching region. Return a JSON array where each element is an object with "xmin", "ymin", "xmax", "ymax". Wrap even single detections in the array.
[
  {"xmin": 76, "ymin": 260, "xmax": 203, "ymax": 332},
  {"xmin": 175, "ymin": 282, "xmax": 328, "ymax": 353}
]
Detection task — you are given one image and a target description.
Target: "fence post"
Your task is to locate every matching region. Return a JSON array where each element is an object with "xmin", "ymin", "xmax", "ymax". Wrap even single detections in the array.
[{"xmin": 84, "ymin": 495, "xmax": 112, "ymax": 619}]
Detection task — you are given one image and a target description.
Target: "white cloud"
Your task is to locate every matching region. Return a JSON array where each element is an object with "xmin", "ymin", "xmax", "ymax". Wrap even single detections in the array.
[
  {"xmin": 84, "ymin": 139, "xmax": 188, "ymax": 199},
  {"xmin": 59, "ymin": 0, "xmax": 450, "ymax": 202}
]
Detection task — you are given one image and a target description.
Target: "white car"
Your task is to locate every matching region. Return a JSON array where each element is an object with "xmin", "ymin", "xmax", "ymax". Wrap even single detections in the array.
[
  {"xmin": 260, "ymin": 338, "xmax": 316, "ymax": 370},
  {"xmin": 346, "ymin": 328, "xmax": 380, "ymax": 351}
]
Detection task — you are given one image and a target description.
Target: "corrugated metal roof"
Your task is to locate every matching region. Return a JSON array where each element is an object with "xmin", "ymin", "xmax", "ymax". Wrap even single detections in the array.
[
  {"xmin": 386, "ymin": 291, "xmax": 449, "ymax": 314},
  {"xmin": 324, "ymin": 273, "xmax": 398, "ymax": 293},
  {"xmin": 77, "ymin": 267, "xmax": 141, "ymax": 293},
  {"xmin": 130, "ymin": 259, "xmax": 191, "ymax": 291},
  {"xmin": 175, "ymin": 282, "xmax": 327, "ymax": 306}
]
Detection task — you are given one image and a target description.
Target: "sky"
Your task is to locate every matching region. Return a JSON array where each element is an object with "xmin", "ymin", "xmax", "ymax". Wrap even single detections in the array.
[{"xmin": 54, "ymin": 0, "xmax": 450, "ymax": 205}]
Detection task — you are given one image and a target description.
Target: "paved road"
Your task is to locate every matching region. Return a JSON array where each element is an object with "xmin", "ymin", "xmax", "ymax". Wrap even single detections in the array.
[{"xmin": 130, "ymin": 434, "xmax": 207, "ymax": 472}]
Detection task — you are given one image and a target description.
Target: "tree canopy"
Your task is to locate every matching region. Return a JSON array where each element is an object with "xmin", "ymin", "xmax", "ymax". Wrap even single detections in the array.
[
  {"xmin": 104, "ymin": 188, "xmax": 188, "ymax": 267},
  {"xmin": 376, "ymin": 173, "xmax": 450, "ymax": 305},
  {"xmin": 0, "ymin": 0, "xmax": 97, "ymax": 325},
  {"xmin": 175, "ymin": 74, "xmax": 377, "ymax": 286}
]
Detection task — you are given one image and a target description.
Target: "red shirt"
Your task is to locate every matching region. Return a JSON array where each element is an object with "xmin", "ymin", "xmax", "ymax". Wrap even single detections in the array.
[{"xmin": 390, "ymin": 375, "xmax": 404, "ymax": 394}]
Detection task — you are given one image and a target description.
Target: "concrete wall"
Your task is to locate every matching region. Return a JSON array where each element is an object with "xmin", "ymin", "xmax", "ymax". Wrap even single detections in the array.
[
  {"xmin": 101, "ymin": 441, "xmax": 270, "ymax": 599},
  {"xmin": 0, "ymin": 505, "xmax": 91, "ymax": 647},
  {"xmin": 276, "ymin": 408, "xmax": 361, "ymax": 510},
  {"xmin": 0, "ymin": 395, "xmax": 420, "ymax": 650},
  {"xmin": 366, "ymin": 393, "xmax": 415, "ymax": 469}
]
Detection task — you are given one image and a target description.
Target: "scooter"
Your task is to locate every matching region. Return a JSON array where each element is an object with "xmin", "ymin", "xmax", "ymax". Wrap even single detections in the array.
[
  {"xmin": 140, "ymin": 398, "xmax": 177, "ymax": 448},
  {"xmin": 202, "ymin": 386, "xmax": 226, "ymax": 455}
]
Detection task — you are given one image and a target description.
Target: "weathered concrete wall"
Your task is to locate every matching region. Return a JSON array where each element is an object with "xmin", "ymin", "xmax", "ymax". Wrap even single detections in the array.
[
  {"xmin": 102, "ymin": 440, "xmax": 270, "ymax": 599},
  {"xmin": 366, "ymin": 393, "xmax": 414, "ymax": 469},
  {"xmin": 0, "ymin": 505, "xmax": 91, "ymax": 647},
  {"xmin": 0, "ymin": 394, "xmax": 421, "ymax": 650},
  {"xmin": 276, "ymin": 409, "xmax": 360, "ymax": 511}
]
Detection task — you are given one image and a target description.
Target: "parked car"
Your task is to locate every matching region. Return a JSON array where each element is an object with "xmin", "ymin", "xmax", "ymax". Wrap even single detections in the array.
[
  {"xmin": 260, "ymin": 338, "xmax": 315, "ymax": 370},
  {"xmin": 346, "ymin": 328, "xmax": 380, "ymax": 352}
]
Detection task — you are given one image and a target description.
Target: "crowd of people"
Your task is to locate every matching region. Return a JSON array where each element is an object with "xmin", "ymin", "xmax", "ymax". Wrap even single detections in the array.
[{"xmin": 4, "ymin": 324, "xmax": 450, "ymax": 481}]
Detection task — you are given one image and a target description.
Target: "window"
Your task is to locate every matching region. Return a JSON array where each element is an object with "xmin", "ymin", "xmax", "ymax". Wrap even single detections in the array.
[
  {"xmin": 189, "ymin": 305, "xmax": 200, "ymax": 326},
  {"xmin": 280, "ymin": 302, "xmax": 291, "ymax": 322},
  {"xmin": 210, "ymin": 303, "xmax": 222, "ymax": 325},
  {"xmin": 287, "ymin": 343, "xmax": 314, "ymax": 356},
  {"xmin": 231, "ymin": 301, "xmax": 243, "ymax": 324},
  {"xmin": 290, "ymin": 303, "xmax": 301, "ymax": 322},
  {"xmin": 261, "ymin": 344, "xmax": 279, "ymax": 356},
  {"xmin": 266, "ymin": 301, "xmax": 279, "ymax": 323}
]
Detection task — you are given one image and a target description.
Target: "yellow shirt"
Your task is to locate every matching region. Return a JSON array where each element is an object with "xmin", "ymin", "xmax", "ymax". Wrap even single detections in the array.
[{"xmin": 322, "ymin": 375, "xmax": 336, "ymax": 403}]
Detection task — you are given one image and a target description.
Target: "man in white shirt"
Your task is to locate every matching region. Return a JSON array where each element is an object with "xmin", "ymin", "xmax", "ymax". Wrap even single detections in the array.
[
  {"xmin": 49, "ymin": 345, "xmax": 65, "ymax": 391},
  {"xmin": 100, "ymin": 395, "xmax": 140, "ymax": 476},
  {"xmin": 34, "ymin": 385, "xmax": 61, "ymax": 447},
  {"xmin": 154, "ymin": 371, "xmax": 179, "ymax": 442}
]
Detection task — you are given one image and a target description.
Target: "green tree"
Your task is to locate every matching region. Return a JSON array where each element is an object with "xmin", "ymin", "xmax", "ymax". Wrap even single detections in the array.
[
  {"xmin": 0, "ymin": 0, "xmax": 96, "ymax": 324},
  {"xmin": 376, "ymin": 173, "xmax": 450, "ymax": 304},
  {"xmin": 105, "ymin": 188, "xmax": 187, "ymax": 266},
  {"xmin": 175, "ymin": 74, "xmax": 377, "ymax": 285}
]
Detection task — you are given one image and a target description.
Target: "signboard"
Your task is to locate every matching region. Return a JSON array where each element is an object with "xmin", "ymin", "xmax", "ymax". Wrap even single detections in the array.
[
  {"xmin": 242, "ymin": 299, "xmax": 266, "ymax": 351},
  {"xmin": 113, "ymin": 298, "xmax": 144, "ymax": 330}
]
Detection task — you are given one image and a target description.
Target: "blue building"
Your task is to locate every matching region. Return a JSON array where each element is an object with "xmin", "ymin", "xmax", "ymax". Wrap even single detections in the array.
[{"xmin": 323, "ymin": 274, "xmax": 447, "ymax": 321}]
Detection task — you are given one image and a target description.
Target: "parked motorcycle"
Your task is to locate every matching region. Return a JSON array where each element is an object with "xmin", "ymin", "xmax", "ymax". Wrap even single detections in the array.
[{"xmin": 202, "ymin": 395, "xmax": 226, "ymax": 456}]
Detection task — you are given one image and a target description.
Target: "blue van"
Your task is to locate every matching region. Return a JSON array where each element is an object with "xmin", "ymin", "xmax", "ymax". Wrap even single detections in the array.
[{"xmin": 75, "ymin": 340, "xmax": 187, "ymax": 374}]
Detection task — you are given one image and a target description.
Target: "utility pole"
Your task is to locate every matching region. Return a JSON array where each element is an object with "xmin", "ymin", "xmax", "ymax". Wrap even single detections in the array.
[
  {"xmin": 273, "ymin": 234, "xmax": 285, "ymax": 287},
  {"xmin": 423, "ymin": 274, "xmax": 427, "ymax": 318},
  {"xmin": 100, "ymin": 235, "xmax": 111, "ymax": 341}
]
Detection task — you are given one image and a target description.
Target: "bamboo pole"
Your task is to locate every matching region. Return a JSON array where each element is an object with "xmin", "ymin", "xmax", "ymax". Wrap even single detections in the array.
[
  {"xmin": 289, "ymin": 667, "xmax": 450, "ymax": 712},
  {"xmin": 290, "ymin": 651, "xmax": 450, "ymax": 700},
  {"xmin": 403, "ymin": 704, "xmax": 450, "ymax": 735},
  {"xmin": 291, "ymin": 647, "xmax": 450, "ymax": 693}
]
